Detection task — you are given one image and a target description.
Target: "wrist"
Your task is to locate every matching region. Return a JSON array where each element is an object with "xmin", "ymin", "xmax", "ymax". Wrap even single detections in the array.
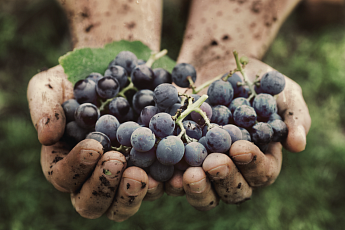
[{"xmin": 59, "ymin": 0, "xmax": 162, "ymax": 51}]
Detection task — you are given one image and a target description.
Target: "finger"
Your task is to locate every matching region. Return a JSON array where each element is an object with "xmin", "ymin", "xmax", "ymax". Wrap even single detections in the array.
[
  {"xmin": 71, "ymin": 151, "xmax": 126, "ymax": 219},
  {"xmin": 277, "ymin": 77, "xmax": 311, "ymax": 153},
  {"xmin": 41, "ymin": 139, "xmax": 103, "ymax": 193},
  {"xmin": 27, "ymin": 65, "xmax": 73, "ymax": 145},
  {"xmin": 183, "ymin": 167, "xmax": 219, "ymax": 211},
  {"xmin": 143, "ymin": 174, "xmax": 164, "ymax": 201},
  {"xmin": 106, "ymin": 166, "xmax": 148, "ymax": 222},
  {"xmin": 165, "ymin": 169, "xmax": 185, "ymax": 197},
  {"xmin": 229, "ymin": 140, "xmax": 282, "ymax": 187},
  {"xmin": 203, "ymin": 153, "xmax": 252, "ymax": 204}
]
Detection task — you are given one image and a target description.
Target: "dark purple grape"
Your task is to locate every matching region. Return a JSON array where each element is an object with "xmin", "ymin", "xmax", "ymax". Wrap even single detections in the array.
[
  {"xmin": 149, "ymin": 112, "xmax": 175, "ymax": 138},
  {"xmin": 176, "ymin": 120, "xmax": 203, "ymax": 141},
  {"xmin": 171, "ymin": 63, "xmax": 197, "ymax": 88},
  {"xmin": 237, "ymin": 85, "xmax": 251, "ymax": 98},
  {"xmin": 149, "ymin": 160, "xmax": 174, "ymax": 182},
  {"xmin": 228, "ymin": 97, "xmax": 250, "ymax": 113},
  {"xmin": 153, "ymin": 83, "xmax": 179, "ymax": 110},
  {"xmin": 96, "ymin": 76, "xmax": 120, "ymax": 99},
  {"xmin": 130, "ymin": 127, "xmax": 156, "ymax": 152},
  {"xmin": 129, "ymin": 147, "xmax": 156, "ymax": 168},
  {"xmin": 205, "ymin": 127, "xmax": 231, "ymax": 153},
  {"xmin": 184, "ymin": 142, "xmax": 208, "ymax": 166},
  {"xmin": 239, "ymin": 127, "xmax": 251, "ymax": 141},
  {"xmin": 74, "ymin": 103, "xmax": 100, "ymax": 129},
  {"xmin": 260, "ymin": 71, "xmax": 286, "ymax": 95},
  {"xmin": 250, "ymin": 122, "xmax": 273, "ymax": 146},
  {"xmin": 140, "ymin": 105, "xmax": 159, "ymax": 127},
  {"xmin": 64, "ymin": 121, "xmax": 89, "ymax": 145},
  {"xmin": 95, "ymin": 114, "xmax": 120, "ymax": 146},
  {"xmin": 223, "ymin": 124, "xmax": 242, "ymax": 143},
  {"xmin": 233, "ymin": 105, "xmax": 257, "ymax": 128},
  {"xmin": 62, "ymin": 99, "xmax": 80, "ymax": 122},
  {"xmin": 73, "ymin": 79, "xmax": 99, "ymax": 106},
  {"xmin": 104, "ymin": 64, "xmax": 129, "ymax": 89},
  {"xmin": 114, "ymin": 51, "xmax": 138, "ymax": 74},
  {"xmin": 86, "ymin": 131, "xmax": 111, "ymax": 151},
  {"xmin": 207, "ymin": 79, "xmax": 234, "ymax": 106},
  {"xmin": 210, "ymin": 105, "xmax": 232, "ymax": 126},
  {"xmin": 224, "ymin": 72, "xmax": 243, "ymax": 96},
  {"xmin": 132, "ymin": 89, "xmax": 155, "ymax": 114},
  {"xmin": 268, "ymin": 113, "xmax": 283, "ymax": 122},
  {"xmin": 252, "ymin": 93, "xmax": 277, "ymax": 119},
  {"xmin": 268, "ymin": 119, "xmax": 288, "ymax": 142},
  {"xmin": 152, "ymin": 68, "xmax": 172, "ymax": 90},
  {"xmin": 108, "ymin": 97, "xmax": 131, "ymax": 121},
  {"xmin": 131, "ymin": 64, "xmax": 154, "ymax": 90},
  {"xmin": 156, "ymin": 136, "xmax": 185, "ymax": 165},
  {"xmin": 165, "ymin": 103, "xmax": 182, "ymax": 116}
]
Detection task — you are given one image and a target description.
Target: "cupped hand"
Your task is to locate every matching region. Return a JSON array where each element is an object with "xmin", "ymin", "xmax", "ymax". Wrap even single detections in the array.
[
  {"xmin": 165, "ymin": 58, "xmax": 311, "ymax": 210},
  {"xmin": 27, "ymin": 66, "xmax": 163, "ymax": 221}
]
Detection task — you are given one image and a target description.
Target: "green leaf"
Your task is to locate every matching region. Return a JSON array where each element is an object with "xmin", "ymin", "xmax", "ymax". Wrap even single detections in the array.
[{"xmin": 58, "ymin": 40, "xmax": 176, "ymax": 84}]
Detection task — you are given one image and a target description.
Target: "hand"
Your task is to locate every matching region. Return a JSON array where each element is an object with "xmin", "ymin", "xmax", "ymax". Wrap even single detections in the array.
[
  {"xmin": 27, "ymin": 65, "xmax": 164, "ymax": 221},
  {"xmin": 163, "ymin": 58, "xmax": 311, "ymax": 210}
]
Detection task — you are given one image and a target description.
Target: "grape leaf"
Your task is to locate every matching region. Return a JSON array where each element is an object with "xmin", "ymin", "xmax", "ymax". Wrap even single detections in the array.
[{"xmin": 58, "ymin": 40, "xmax": 176, "ymax": 84}]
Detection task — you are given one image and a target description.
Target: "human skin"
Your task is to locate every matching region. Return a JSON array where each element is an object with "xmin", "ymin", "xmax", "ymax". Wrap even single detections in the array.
[{"xmin": 27, "ymin": 0, "xmax": 311, "ymax": 220}]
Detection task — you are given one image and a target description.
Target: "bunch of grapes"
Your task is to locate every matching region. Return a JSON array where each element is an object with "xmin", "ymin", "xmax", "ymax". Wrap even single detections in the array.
[{"xmin": 61, "ymin": 50, "xmax": 287, "ymax": 182}]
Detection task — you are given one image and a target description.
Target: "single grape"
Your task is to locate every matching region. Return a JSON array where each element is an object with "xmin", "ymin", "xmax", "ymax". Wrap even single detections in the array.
[
  {"xmin": 207, "ymin": 79, "xmax": 234, "ymax": 106},
  {"xmin": 96, "ymin": 76, "xmax": 120, "ymax": 99},
  {"xmin": 132, "ymin": 89, "xmax": 155, "ymax": 114},
  {"xmin": 64, "ymin": 121, "xmax": 89, "ymax": 145},
  {"xmin": 237, "ymin": 85, "xmax": 251, "ymax": 98},
  {"xmin": 95, "ymin": 114, "xmax": 120, "ymax": 146},
  {"xmin": 116, "ymin": 121, "xmax": 141, "ymax": 147},
  {"xmin": 184, "ymin": 142, "xmax": 208, "ymax": 166},
  {"xmin": 165, "ymin": 103, "xmax": 182, "ymax": 116},
  {"xmin": 149, "ymin": 160, "xmax": 175, "ymax": 182},
  {"xmin": 104, "ymin": 64, "xmax": 129, "ymax": 89},
  {"xmin": 171, "ymin": 63, "xmax": 197, "ymax": 88},
  {"xmin": 176, "ymin": 120, "xmax": 203, "ymax": 140},
  {"xmin": 224, "ymin": 72, "xmax": 243, "ymax": 96},
  {"xmin": 114, "ymin": 51, "xmax": 138, "ymax": 74},
  {"xmin": 239, "ymin": 127, "xmax": 251, "ymax": 141},
  {"xmin": 86, "ymin": 131, "xmax": 111, "ymax": 151},
  {"xmin": 251, "ymin": 122, "xmax": 274, "ymax": 146},
  {"xmin": 268, "ymin": 113, "xmax": 283, "ymax": 122},
  {"xmin": 156, "ymin": 136, "xmax": 185, "ymax": 165},
  {"xmin": 152, "ymin": 68, "xmax": 172, "ymax": 90},
  {"xmin": 233, "ymin": 105, "xmax": 257, "ymax": 128},
  {"xmin": 153, "ymin": 83, "xmax": 179, "ymax": 110},
  {"xmin": 129, "ymin": 147, "xmax": 156, "ymax": 168},
  {"xmin": 202, "ymin": 123, "xmax": 220, "ymax": 136},
  {"xmin": 62, "ymin": 99, "xmax": 80, "ymax": 122},
  {"xmin": 108, "ymin": 97, "xmax": 131, "ymax": 122},
  {"xmin": 86, "ymin": 72, "xmax": 103, "ymax": 83},
  {"xmin": 205, "ymin": 127, "xmax": 231, "ymax": 153},
  {"xmin": 140, "ymin": 105, "xmax": 159, "ymax": 127},
  {"xmin": 223, "ymin": 124, "xmax": 242, "ymax": 143},
  {"xmin": 130, "ymin": 127, "xmax": 156, "ymax": 152},
  {"xmin": 228, "ymin": 97, "xmax": 250, "ymax": 113},
  {"xmin": 268, "ymin": 119, "xmax": 288, "ymax": 142},
  {"xmin": 191, "ymin": 102, "xmax": 212, "ymax": 125},
  {"xmin": 73, "ymin": 79, "xmax": 99, "ymax": 106},
  {"xmin": 74, "ymin": 103, "xmax": 100, "ymax": 129},
  {"xmin": 131, "ymin": 64, "xmax": 154, "ymax": 90},
  {"xmin": 210, "ymin": 105, "xmax": 232, "ymax": 126},
  {"xmin": 149, "ymin": 112, "xmax": 175, "ymax": 138},
  {"xmin": 252, "ymin": 93, "xmax": 277, "ymax": 119},
  {"xmin": 260, "ymin": 70, "xmax": 286, "ymax": 95}
]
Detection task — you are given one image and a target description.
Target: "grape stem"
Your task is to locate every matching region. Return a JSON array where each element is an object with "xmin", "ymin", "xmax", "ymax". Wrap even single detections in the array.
[
  {"xmin": 112, "ymin": 145, "xmax": 131, "ymax": 154},
  {"xmin": 192, "ymin": 73, "xmax": 224, "ymax": 94},
  {"xmin": 233, "ymin": 50, "xmax": 257, "ymax": 101},
  {"xmin": 175, "ymin": 94, "xmax": 210, "ymax": 143},
  {"xmin": 145, "ymin": 49, "xmax": 168, "ymax": 68},
  {"xmin": 98, "ymin": 77, "xmax": 138, "ymax": 111}
]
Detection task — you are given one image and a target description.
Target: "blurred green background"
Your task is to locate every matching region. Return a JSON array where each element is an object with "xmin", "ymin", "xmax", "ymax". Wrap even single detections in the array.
[{"xmin": 1, "ymin": 0, "xmax": 345, "ymax": 229}]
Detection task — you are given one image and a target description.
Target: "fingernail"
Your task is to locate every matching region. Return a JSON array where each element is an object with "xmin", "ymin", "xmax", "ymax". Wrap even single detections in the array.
[
  {"xmin": 103, "ymin": 160, "xmax": 124, "ymax": 179},
  {"xmin": 207, "ymin": 165, "xmax": 230, "ymax": 179},
  {"xmin": 123, "ymin": 178, "xmax": 144, "ymax": 195},
  {"xmin": 189, "ymin": 178, "xmax": 207, "ymax": 193},
  {"xmin": 80, "ymin": 149, "xmax": 101, "ymax": 165},
  {"xmin": 231, "ymin": 153, "xmax": 253, "ymax": 165}
]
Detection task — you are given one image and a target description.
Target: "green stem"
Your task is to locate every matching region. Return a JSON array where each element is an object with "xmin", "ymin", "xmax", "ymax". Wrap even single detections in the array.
[
  {"xmin": 233, "ymin": 50, "xmax": 257, "ymax": 99},
  {"xmin": 145, "ymin": 49, "xmax": 168, "ymax": 68},
  {"xmin": 112, "ymin": 145, "xmax": 131, "ymax": 154}
]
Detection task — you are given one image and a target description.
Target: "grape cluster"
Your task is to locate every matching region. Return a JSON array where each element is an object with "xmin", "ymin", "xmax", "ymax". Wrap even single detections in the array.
[{"xmin": 61, "ymin": 50, "xmax": 288, "ymax": 182}]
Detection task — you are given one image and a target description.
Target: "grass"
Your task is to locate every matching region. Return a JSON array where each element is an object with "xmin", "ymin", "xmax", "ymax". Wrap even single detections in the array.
[{"xmin": 1, "ymin": 1, "xmax": 345, "ymax": 229}]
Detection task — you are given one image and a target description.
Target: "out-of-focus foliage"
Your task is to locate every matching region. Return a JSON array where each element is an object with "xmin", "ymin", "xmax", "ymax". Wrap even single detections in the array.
[{"xmin": 1, "ymin": 0, "xmax": 345, "ymax": 229}]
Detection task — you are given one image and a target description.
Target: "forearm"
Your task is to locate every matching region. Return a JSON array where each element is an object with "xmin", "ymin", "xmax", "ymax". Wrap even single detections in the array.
[
  {"xmin": 58, "ymin": 0, "xmax": 162, "ymax": 51},
  {"xmin": 178, "ymin": 0, "xmax": 301, "ymax": 76}
]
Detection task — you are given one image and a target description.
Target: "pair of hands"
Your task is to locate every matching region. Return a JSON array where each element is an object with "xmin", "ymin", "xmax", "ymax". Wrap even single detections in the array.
[{"xmin": 27, "ymin": 57, "xmax": 311, "ymax": 222}]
